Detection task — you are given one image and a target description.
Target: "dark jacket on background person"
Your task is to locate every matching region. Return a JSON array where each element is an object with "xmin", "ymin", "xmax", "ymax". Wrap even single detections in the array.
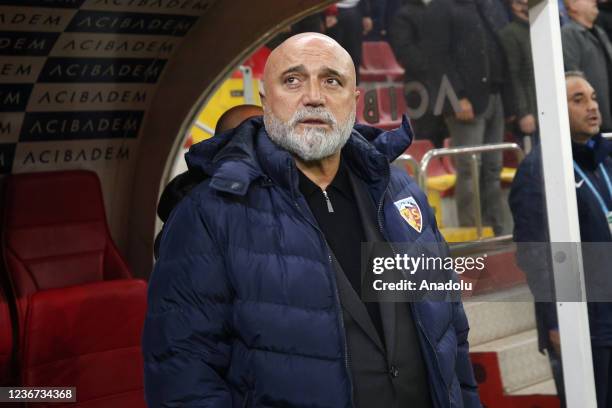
[
  {"xmin": 499, "ymin": 18, "xmax": 538, "ymax": 121},
  {"xmin": 562, "ymin": 20, "xmax": 612, "ymax": 131},
  {"xmin": 509, "ymin": 136, "xmax": 612, "ymax": 351},
  {"xmin": 143, "ymin": 116, "xmax": 481, "ymax": 407},
  {"xmin": 390, "ymin": 0, "xmax": 452, "ymax": 114},
  {"xmin": 391, "ymin": 0, "xmax": 509, "ymax": 116},
  {"xmin": 447, "ymin": 0, "xmax": 510, "ymax": 115},
  {"xmin": 596, "ymin": 2, "xmax": 612, "ymax": 46}
]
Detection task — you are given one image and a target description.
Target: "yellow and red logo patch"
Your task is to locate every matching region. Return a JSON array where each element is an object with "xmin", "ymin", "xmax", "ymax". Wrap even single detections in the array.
[{"xmin": 394, "ymin": 197, "xmax": 423, "ymax": 233}]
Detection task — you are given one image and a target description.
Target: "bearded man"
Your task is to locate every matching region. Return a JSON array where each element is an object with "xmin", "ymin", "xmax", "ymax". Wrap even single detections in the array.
[{"xmin": 142, "ymin": 33, "xmax": 480, "ymax": 408}]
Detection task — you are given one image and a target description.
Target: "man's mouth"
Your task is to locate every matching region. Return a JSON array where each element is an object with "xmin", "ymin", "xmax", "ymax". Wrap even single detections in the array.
[{"xmin": 299, "ymin": 118, "xmax": 329, "ymax": 126}]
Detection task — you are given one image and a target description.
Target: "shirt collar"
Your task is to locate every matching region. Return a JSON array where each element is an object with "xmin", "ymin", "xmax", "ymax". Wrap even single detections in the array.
[{"xmin": 298, "ymin": 158, "xmax": 353, "ymax": 198}]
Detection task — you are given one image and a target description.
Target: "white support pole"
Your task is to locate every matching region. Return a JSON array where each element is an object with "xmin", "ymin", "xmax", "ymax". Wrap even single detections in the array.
[{"xmin": 529, "ymin": 0, "xmax": 597, "ymax": 406}]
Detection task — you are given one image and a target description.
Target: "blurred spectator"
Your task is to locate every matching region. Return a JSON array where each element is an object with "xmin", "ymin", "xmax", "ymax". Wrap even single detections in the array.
[
  {"xmin": 291, "ymin": 13, "xmax": 326, "ymax": 34},
  {"xmin": 597, "ymin": 0, "xmax": 612, "ymax": 39},
  {"xmin": 560, "ymin": 0, "xmax": 571, "ymax": 24},
  {"xmin": 500, "ymin": 0, "xmax": 538, "ymax": 141},
  {"xmin": 266, "ymin": 7, "xmax": 338, "ymax": 49},
  {"xmin": 445, "ymin": 0, "xmax": 509, "ymax": 235},
  {"xmin": 510, "ymin": 72, "xmax": 612, "ymax": 408},
  {"xmin": 366, "ymin": 0, "xmax": 403, "ymax": 39},
  {"xmin": 481, "ymin": 0, "xmax": 512, "ymax": 30},
  {"xmin": 328, "ymin": 0, "xmax": 373, "ymax": 74},
  {"xmin": 365, "ymin": 0, "xmax": 386, "ymax": 39},
  {"xmin": 383, "ymin": 0, "xmax": 404, "ymax": 38},
  {"xmin": 562, "ymin": 0, "xmax": 612, "ymax": 131},
  {"xmin": 389, "ymin": 0, "xmax": 450, "ymax": 146},
  {"xmin": 324, "ymin": 5, "xmax": 340, "ymax": 31}
]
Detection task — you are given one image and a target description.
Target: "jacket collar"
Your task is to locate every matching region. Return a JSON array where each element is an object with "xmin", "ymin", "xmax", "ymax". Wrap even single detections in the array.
[
  {"xmin": 185, "ymin": 115, "xmax": 414, "ymax": 198},
  {"xmin": 567, "ymin": 18, "xmax": 589, "ymax": 32},
  {"xmin": 567, "ymin": 18, "xmax": 603, "ymax": 36},
  {"xmin": 572, "ymin": 133, "xmax": 612, "ymax": 171}
]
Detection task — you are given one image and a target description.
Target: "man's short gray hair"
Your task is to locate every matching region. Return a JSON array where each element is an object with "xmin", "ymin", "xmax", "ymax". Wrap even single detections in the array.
[{"xmin": 565, "ymin": 70, "xmax": 586, "ymax": 80}]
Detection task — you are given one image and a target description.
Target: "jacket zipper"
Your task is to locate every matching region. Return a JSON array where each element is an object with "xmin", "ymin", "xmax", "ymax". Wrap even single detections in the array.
[
  {"xmin": 292, "ymin": 199, "xmax": 355, "ymax": 408},
  {"xmin": 322, "ymin": 190, "xmax": 334, "ymax": 213},
  {"xmin": 283, "ymin": 157, "xmax": 355, "ymax": 407},
  {"xmin": 375, "ymin": 167, "xmax": 451, "ymax": 408}
]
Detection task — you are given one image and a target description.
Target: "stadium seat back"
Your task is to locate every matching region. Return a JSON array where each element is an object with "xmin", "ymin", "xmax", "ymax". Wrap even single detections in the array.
[
  {"xmin": 0, "ymin": 284, "xmax": 13, "ymax": 386},
  {"xmin": 407, "ymin": 139, "xmax": 435, "ymax": 162},
  {"xmin": 360, "ymin": 42, "xmax": 405, "ymax": 82},
  {"xmin": 378, "ymin": 87, "xmax": 400, "ymax": 123},
  {"xmin": 20, "ymin": 280, "xmax": 147, "ymax": 407},
  {"xmin": 2, "ymin": 171, "xmax": 130, "ymax": 297}
]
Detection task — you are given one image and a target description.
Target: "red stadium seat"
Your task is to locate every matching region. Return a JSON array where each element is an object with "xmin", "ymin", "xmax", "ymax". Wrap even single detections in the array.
[
  {"xmin": 406, "ymin": 139, "xmax": 449, "ymax": 177},
  {"xmin": 1, "ymin": 170, "xmax": 146, "ymax": 407},
  {"xmin": 359, "ymin": 41, "xmax": 405, "ymax": 82},
  {"xmin": 407, "ymin": 139, "xmax": 434, "ymax": 162},
  {"xmin": 3, "ymin": 171, "xmax": 131, "ymax": 297},
  {"xmin": 394, "ymin": 86, "xmax": 408, "ymax": 118},
  {"xmin": 231, "ymin": 46, "xmax": 271, "ymax": 79},
  {"xmin": 503, "ymin": 131, "xmax": 520, "ymax": 169},
  {"xmin": 377, "ymin": 87, "xmax": 403, "ymax": 130},
  {"xmin": 0, "ymin": 283, "xmax": 14, "ymax": 386},
  {"xmin": 356, "ymin": 86, "xmax": 382, "ymax": 126},
  {"xmin": 21, "ymin": 280, "xmax": 146, "ymax": 407}
]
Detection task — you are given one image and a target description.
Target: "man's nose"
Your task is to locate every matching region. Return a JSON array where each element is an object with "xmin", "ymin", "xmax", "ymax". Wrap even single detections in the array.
[{"xmin": 302, "ymin": 82, "xmax": 325, "ymax": 107}]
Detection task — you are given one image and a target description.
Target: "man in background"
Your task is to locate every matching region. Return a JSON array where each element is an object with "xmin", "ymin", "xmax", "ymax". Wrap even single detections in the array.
[
  {"xmin": 328, "ymin": 0, "xmax": 373, "ymax": 74},
  {"xmin": 500, "ymin": 0, "xmax": 538, "ymax": 143},
  {"xmin": 444, "ymin": 0, "xmax": 509, "ymax": 235},
  {"xmin": 389, "ymin": 0, "xmax": 450, "ymax": 147},
  {"xmin": 563, "ymin": 0, "xmax": 612, "ymax": 131},
  {"xmin": 510, "ymin": 72, "xmax": 612, "ymax": 408}
]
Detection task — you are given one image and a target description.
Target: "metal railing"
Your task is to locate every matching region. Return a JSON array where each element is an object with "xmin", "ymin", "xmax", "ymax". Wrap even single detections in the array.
[{"xmin": 417, "ymin": 142, "xmax": 524, "ymax": 241}]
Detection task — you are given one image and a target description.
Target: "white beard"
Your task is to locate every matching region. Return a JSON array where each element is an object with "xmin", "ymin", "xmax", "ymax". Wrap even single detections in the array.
[{"xmin": 264, "ymin": 106, "xmax": 355, "ymax": 162}]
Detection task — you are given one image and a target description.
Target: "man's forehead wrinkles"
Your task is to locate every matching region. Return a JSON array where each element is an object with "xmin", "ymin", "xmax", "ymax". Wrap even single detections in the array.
[{"xmin": 278, "ymin": 64, "xmax": 348, "ymax": 78}]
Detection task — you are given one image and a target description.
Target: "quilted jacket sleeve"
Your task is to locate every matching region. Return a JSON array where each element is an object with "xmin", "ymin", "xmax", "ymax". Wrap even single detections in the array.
[{"xmin": 142, "ymin": 194, "xmax": 233, "ymax": 407}]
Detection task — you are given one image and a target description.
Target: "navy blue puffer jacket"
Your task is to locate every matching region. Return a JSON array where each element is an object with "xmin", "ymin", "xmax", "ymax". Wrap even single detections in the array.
[{"xmin": 142, "ymin": 117, "xmax": 480, "ymax": 408}]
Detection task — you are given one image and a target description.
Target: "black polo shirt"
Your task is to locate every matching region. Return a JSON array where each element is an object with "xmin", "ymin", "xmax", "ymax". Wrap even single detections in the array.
[{"xmin": 298, "ymin": 160, "xmax": 385, "ymax": 341}]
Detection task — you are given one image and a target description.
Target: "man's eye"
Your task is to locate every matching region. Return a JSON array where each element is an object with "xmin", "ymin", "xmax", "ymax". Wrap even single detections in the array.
[
  {"xmin": 326, "ymin": 78, "xmax": 341, "ymax": 86},
  {"xmin": 285, "ymin": 76, "xmax": 299, "ymax": 85}
]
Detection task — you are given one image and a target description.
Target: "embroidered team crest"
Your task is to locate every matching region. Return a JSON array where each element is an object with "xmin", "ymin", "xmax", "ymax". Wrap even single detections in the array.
[{"xmin": 394, "ymin": 197, "xmax": 423, "ymax": 233}]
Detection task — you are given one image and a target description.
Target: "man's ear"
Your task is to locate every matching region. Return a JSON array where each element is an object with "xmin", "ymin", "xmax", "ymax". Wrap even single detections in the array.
[
  {"xmin": 259, "ymin": 80, "xmax": 266, "ymax": 106},
  {"xmin": 355, "ymin": 88, "xmax": 360, "ymax": 104}
]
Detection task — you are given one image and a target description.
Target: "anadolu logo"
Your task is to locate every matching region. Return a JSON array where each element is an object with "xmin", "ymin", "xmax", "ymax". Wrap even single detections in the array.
[{"xmin": 394, "ymin": 196, "xmax": 423, "ymax": 233}]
